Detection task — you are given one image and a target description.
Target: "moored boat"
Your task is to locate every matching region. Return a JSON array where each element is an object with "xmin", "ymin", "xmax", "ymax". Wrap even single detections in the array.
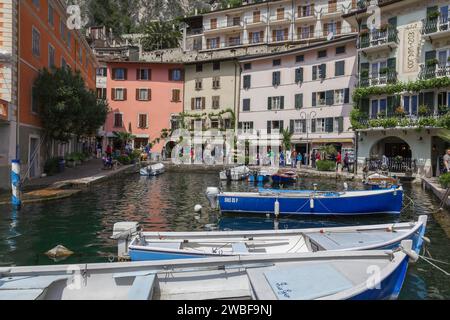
[
  {"xmin": 364, "ymin": 173, "xmax": 399, "ymax": 190},
  {"xmin": 140, "ymin": 163, "xmax": 165, "ymax": 176},
  {"xmin": 114, "ymin": 216, "xmax": 428, "ymax": 262},
  {"xmin": 219, "ymin": 165, "xmax": 250, "ymax": 181},
  {"xmin": 271, "ymin": 170, "xmax": 297, "ymax": 184},
  {"xmin": 206, "ymin": 186, "xmax": 404, "ymax": 216},
  {"xmin": 0, "ymin": 240, "xmax": 417, "ymax": 300}
]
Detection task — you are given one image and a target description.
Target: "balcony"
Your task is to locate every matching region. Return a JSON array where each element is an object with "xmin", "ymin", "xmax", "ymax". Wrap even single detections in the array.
[
  {"xmin": 244, "ymin": 15, "xmax": 267, "ymax": 26},
  {"xmin": 186, "ymin": 28, "xmax": 203, "ymax": 37},
  {"xmin": 295, "ymin": 9, "xmax": 315, "ymax": 22},
  {"xmin": 0, "ymin": 99, "xmax": 8, "ymax": 123},
  {"xmin": 204, "ymin": 19, "xmax": 243, "ymax": 33},
  {"xmin": 366, "ymin": 157, "xmax": 417, "ymax": 174},
  {"xmin": 269, "ymin": 12, "xmax": 292, "ymax": 25},
  {"xmin": 320, "ymin": 4, "xmax": 343, "ymax": 18},
  {"xmin": 205, "ymin": 39, "xmax": 243, "ymax": 51},
  {"xmin": 359, "ymin": 71, "xmax": 398, "ymax": 87},
  {"xmin": 296, "ymin": 26, "xmax": 356, "ymax": 42},
  {"xmin": 421, "ymin": 17, "xmax": 450, "ymax": 40},
  {"xmin": 358, "ymin": 27, "xmax": 399, "ymax": 53},
  {"xmin": 419, "ymin": 64, "xmax": 450, "ymax": 80}
]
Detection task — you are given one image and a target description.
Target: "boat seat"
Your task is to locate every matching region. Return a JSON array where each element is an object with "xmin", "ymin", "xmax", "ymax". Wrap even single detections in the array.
[
  {"xmin": 128, "ymin": 274, "xmax": 156, "ymax": 300},
  {"xmin": 113, "ymin": 271, "xmax": 157, "ymax": 279},
  {"xmin": 146, "ymin": 242, "xmax": 182, "ymax": 250},
  {"xmin": 0, "ymin": 275, "xmax": 68, "ymax": 290},
  {"xmin": 307, "ymin": 231, "xmax": 399, "ymax": 251},
  {"xmin": 232, "ymin": 242, "xmax": 249, "ymax": 254},
  {"xmin": 0, "ymin": 289, "xmax": 45, "ymax": 300}
]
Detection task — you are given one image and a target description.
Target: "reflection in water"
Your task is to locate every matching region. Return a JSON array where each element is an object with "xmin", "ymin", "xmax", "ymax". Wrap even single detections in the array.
[{"xmin": 0, "ymin": 172, "xmax": 448, "ymax": 299}]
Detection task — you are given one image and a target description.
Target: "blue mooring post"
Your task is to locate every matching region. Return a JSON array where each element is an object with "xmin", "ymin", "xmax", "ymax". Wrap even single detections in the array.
[{"xmin": 11, "ymin": 160, "xmax": 21, "ymax": 209}]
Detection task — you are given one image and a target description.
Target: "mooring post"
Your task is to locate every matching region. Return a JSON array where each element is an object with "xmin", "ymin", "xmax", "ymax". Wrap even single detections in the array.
[{"xmin": 11, "ymin": 160, "xmax": 21, "ymax": 209}]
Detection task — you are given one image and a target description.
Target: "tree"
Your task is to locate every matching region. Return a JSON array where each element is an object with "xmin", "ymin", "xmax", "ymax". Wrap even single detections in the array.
[
  {"xmin": 280, "ymin": 128, "xmax": 293, "ymax": 152},
  {"xmin": 113, "ymin": 131, "xmax": 136, "ymax": 150},
  {"xmin": 141, "ymin": 20, "xmax": 182, "ymax": 51},
  {"xmin": 33, "ymin": 68, "xmax": 109, "ymax": 142}
]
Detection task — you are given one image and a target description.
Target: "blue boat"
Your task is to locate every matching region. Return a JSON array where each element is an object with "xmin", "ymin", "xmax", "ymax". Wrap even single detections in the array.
[
  {"xmin": 207, "ymin": 186, "xmax": 404, "ymax": 216},
  {"xmin": 114, "ymin": 216, "xmax": 427, "ymax": 262},
  {"xmin": 271, "ymin": 170, "xmax": 297, "ymax": 184}
]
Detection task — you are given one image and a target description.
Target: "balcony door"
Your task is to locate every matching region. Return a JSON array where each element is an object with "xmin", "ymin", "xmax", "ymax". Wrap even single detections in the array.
[{"xmin": 277, "ymin": 8, "xmax": 285, "ymax": 20}]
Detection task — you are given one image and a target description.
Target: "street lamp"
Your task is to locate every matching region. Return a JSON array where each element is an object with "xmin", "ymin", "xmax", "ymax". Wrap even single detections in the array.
[{"xmin": 299, "ymin": 110, "xmax": 317, "ymax": 166}]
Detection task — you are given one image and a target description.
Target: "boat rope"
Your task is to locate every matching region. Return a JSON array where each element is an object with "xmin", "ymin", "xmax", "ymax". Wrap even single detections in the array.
[
  {"xmin": 315, "ymin": 198, "xmax": 333, "ymax": 214},
  {"xmin": 286, "ymin": 236, "xmax": 307, "ymax": 253},
  {"xmin": 418, "ymin": 255, "xmax": 450, "ymax": 276},
  {"xmin": 401, "ymin": 194, "xmax": 415, "ymax": 213}
]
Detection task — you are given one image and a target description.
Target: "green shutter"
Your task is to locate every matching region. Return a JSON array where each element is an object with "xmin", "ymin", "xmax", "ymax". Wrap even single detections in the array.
[
  {"xmin": 295, "ymin": 94, "xmax": 303, "ymax": 109},
  {"xmin": 360, "ymin": 98, "xmax": 370, "ymax": 115},
  {"xmin": 280, "ymin": 96, "xmax": 284, "ymax": 109},
  {"xmin": 267, "ymin": 121, "xmax": 271, "ymax": 134},
  {"xmin": 312, "ymin": 66, "xmax": 317, "ymax": 81},
  {"xmin": 312, "ymin": 92, "xmax": 316, "ymax": 107},
  {"xmin": 326, "ymin": 90, "xmax": 334, "ymax": 106},
  {"xmin": 290, "ymin": 120, "xmax": 294, "ymax": 134},
  {"xmin": 344, "ymin": 88, "xmax": 350, "ymax": 104},
  {"xmin": 311, "ymin": 119, "xmax": 316, "ymax": 133},
  {"xmin": 295, "ymin": 68, "xmax": 304, "ymax": 83},
  {"xmin": 268, "ymin": 97, "xmax": 272, "ymax": 110},
  {"xmin": 320, "ymin": 64, "xmax": 327, "ymax": 79}
]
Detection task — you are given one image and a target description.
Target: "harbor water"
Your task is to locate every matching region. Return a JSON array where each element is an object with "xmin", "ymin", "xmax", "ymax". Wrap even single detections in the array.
[{"xmin": 0, "ymin": 172, "xmax": 449, "ymax": 299}]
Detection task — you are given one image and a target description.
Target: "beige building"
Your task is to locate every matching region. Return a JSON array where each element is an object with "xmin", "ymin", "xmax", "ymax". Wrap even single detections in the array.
[{"xmin": 183, "ymin": 59, "xmax": 240, "ymax": 130}]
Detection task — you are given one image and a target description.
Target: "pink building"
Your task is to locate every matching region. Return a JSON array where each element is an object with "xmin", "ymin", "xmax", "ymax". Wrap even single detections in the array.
[{"xmin": 103, "ymin": 62, "xmax": 184, "ymax": 153}]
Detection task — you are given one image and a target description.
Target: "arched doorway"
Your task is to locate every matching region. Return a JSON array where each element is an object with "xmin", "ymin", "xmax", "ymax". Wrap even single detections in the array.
[
  {"xmin": 165, "ymin": 141, "xmax": 176, "ymax": 159},
  {"xmin": 368, "ymin": 136, "xmax": 415, "ymax": 173}
]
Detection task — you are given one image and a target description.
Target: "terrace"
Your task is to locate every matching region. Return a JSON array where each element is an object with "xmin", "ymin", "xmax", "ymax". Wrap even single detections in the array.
[
  {"xmin": 358, "ymin": 27, "xmax": 399, "ymax": 53},
  {"xmin": 421, "ymin": 16, "xmax": 450, "ymax": 40},
  {"xmin": 358, "ymin": 70, "xmax": 398, "ymax": 87}
]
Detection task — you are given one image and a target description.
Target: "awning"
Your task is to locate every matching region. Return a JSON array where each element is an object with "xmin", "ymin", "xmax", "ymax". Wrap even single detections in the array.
[
  {"xmin": 312, "ymin": 138, "xmax": 354, "ymax": 144},
  {"xmin": 134, "ymin": 134, "xmax": 150, "ymax": 139}
]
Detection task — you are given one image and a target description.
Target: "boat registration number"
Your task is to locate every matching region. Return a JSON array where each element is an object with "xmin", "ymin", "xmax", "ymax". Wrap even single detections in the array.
[{"xmin": 224, "ymin": 197, "xmax": 239, "ymax": 203}]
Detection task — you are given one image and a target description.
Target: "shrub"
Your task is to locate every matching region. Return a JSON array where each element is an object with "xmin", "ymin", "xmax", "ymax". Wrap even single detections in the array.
[
  {"xmin": 44, "ymin": 157, "xmax": 61, "ymax": 175},
  {"xmin": 117, "ymin": 155, "xmax": 131, "ymax": 165},
  {"xmin": 439, "ymin": 173, "xmax": 450, "ymax": 189},
  {"xmin": 130, "ymin": 149, "xmax": 142, "ymax": 160},
  {"xmin": 316, "ymin": 160, "xmax": 336, "ymax": 172}
]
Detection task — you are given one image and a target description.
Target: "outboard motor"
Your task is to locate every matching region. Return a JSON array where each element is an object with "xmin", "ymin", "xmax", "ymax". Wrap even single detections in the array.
[
  {"xmin": 225, "ymin": 169, "xmax": 232, "ymax": 181},
  {"xmin": 205, "ymin": 187, "xmax": 220, "ymax": 209}
]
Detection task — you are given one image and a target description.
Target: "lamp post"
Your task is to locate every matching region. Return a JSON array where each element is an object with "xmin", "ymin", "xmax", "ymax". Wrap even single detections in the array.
[{"xmin": 299, "ymin": 110, "xmax": 316, "ymax": 166}]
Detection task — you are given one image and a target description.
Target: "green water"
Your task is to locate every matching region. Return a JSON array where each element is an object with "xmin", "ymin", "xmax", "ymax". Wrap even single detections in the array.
[{"xmin": 0, "ymin": 172, "xmax": 449, "ymax": 299}]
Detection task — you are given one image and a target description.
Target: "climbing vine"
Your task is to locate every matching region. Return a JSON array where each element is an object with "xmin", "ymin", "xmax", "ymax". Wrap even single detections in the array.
[{"xmin": 179, "ymin": 108, "xmax": 236, "ymax": 131}]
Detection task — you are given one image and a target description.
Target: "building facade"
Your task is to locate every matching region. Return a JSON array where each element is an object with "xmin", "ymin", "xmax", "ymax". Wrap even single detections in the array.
[
  {"xmin": 344, "ymin": 0, "xmax": 450, "ymax": 178},
  {"xmin": 0, "ymin": 0, "xmax": 97, "ymax": 190},
  {"xmin": 105, "ymin": 61, "xmax": 184, "ymax": 153},
  {"xmin": 238, "ymin": 36, "xmax": 357, "ymax": 160}
]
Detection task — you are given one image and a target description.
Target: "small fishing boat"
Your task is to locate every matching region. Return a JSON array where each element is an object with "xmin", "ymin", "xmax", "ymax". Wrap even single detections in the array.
[
  {"xmin": 140, "ymin": 163, "xmax": 165, "ymax": 176},
  {"xmin": 0, "ymin": 240, "xmax": 417, "ymax": 300},
  {"xmin": 113, "ymin": 216, "xmax": 427, "ymax": 261},
  {"xmin": 206, "ymin": 186, "xmax": 404, "ymax": 216},
  {"xmin": 248, "ymin": 168, "xmax": 278, "ymax": 183},
  {"xmin": 272, "ymin": 170, "xmax": 297, "ymax": 184},
  {"xmin": 364, "ymin": 173, "xmax": 399, "ymax": 190},
  {"xmin": 219, "ymin": 165, "xmax": 250, "ymax": 181}
]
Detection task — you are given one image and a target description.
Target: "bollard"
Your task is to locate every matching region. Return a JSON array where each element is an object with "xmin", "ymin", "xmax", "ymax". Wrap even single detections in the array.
[{"xmin": 11, "ymin": 160, "xmax": 21, "ymax": 209}]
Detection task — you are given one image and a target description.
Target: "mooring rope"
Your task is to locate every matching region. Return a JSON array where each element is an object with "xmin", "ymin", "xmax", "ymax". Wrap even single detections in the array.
[{"xmin": 418, "ymin": 255, "xmax": 450, "ymax": 276}]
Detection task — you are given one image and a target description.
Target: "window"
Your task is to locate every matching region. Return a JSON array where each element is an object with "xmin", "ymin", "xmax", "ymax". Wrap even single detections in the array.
[
  {"xmin": 113, "ymin": 68, "xmax": 126, "ymax": 80},
  {"xmin": 403, "ymin": 95, "xmax": 418, "ymax": 115},
  {"xmin": 61, "ymin": 57, "xmax": 68, "ymax": 69},
  {"xmin": 296, "ymin": 55, "xmax": 304, "ymax": 63},
  {"xmin": 138, "ymin": 114, "xmax": 148, "ymax": 128},
  {"xmin": 273, "ymin": 59, "xmax": 281, "ymax": 66},
  {"xmin": 136, "ymin": 89, "xmax": 151, "ymax": 101},
  {"xmin": 370, "ymin": 98, "xmax": 387, "ymax": 117},
  {"xmin": 268, "ymin": 96, "xmax": 284, "ymax": 110},
  {"xmin": 196, "ymin": 64, "xmax": 203, "ymax": 72},
  {"xmin": 277, "ymin": 8, "xmax": 285, "ymax": 20},
  {"xmin": 113, "ymin": 88, "xmax": 126, "ymax": 101},
  {"xmin": 244, "ymin": 63, "xmax": 252, "ymax": 70},
  {"xmin": 96, "ymin": 68, "xmax": 107, "ymax": 77},
  {"xmin": 242, "ymin": 122, "xmax": 253, "ymax": 133},
  {"xmin": 32, "ymin": 27, "xmax": 40, "ymax": 57},
  {"xmin": 211, "ymin": 120, "xmax": 219, "ymax": 129},
  {"xmin": 318, "ymin": 50, "xmax": 327, "ymax": 58},
  {"xmin": 438, "ymin": 91, "xmax": 450, "ymax": 108},
  {"xmin": 137, "ymin": 68, "xmax": 151, "ymax": 80},
  {"xmin": 295, "ymin": 68, "xmax": 304, "ymax": 83},
  {"xmin": 272, "ymin": 71, "xmax": 281, "ymax": 86},
  {"xmin": 31, "ymin": 86, "xmax": 38, "ymax": 113},
  {"xmin": 334, "ymin": 89, "xmax": 344, "ymax": 104},
  {"xmin": 370, "ymin": 61, "xmax": 388, "ymax": 83},
  {"xmin": 335, "ymin": 60, "xmax": 345, "ymax": 76},
  {"xmin": 212, "ymin": 96, "xmax": 220, "ymax": 109},
  {"xmin": 114, "ymin": 113, "xmax": 123, "ymax": 127},
  {"xmin": 250, "ymin": 31, "xmax": 262, "ymax": 44},
  {"xmin": 312, "ymin": 64, "xmax": 326, "ymax": 80},
  {"xmin": 293, "ymin": 119, "xmax": 307, "ymax": 134},
  {"xmin": 172, "ymin": 89, "xmax": 181, "ymax": 102},
  {"xmin": 169, "ymin": 69, "xmax": 182, "ymax": 81},
  {"xmin": 275, "ymin": 29, "xmax": 286, "ymax": 41},
  {"xmin": 243, "ymin": 75, "xmax": 251, "ymax": 89},
  {"xmin": 48, "ymin": 4, "xmax": 54, "ymax": 26},
  {"xmin": 299, "ymin": 4, "xmax": 314, "ymax": 17},
  {"xmin": 48, "ymin": 44, "xmax": 55, "ymax": 68},
  {"xmin": 295, "ymin": 94, "xmax": 303, "ymax": 109},
  {"xmin": 207, "ymin": 37, "xmax": 219, "ymax": 49},
  {"xmin": 242, "ymin": 99, "xmax": 251, "ymax": 111},
  {"xmin": 213, "ymin": 61, "xmax": 221, "ymax": 71},
  {"xmin": 96, "ymin": 88, "xmax": 107, "ymax": 100},
  {"xmin": 267, "ymin": 120, "xmax": 284, "ymax": 134},
  {"xmin": 210, "ymin": 18, "xmax": 217, "ymax": 30},
  {"xmin": 192, "ymin": 97, "xmax": 204, "ymax": 110},
  {"xmin": 313, "ymin": 118, "xmax": 334, "ymax": 133},
  {"xmin": 336, "ymin": 46, "xmax": 346, "ymax": 54},
  {"xmin": 60, "ymin": 21, "xmax": 66, "ymax": 41},
  {"xmin": 195, "ymin": 79, "xmax": 203, "ymax": 90},
  {"xmin": 299, "ymin": 25, "xmax": 314, "ymax": 39},
  {"xmin": 32, "ymin": 0, "xmax": 39, "ymax": 7},
  {"xmin": 212, "ymin": 77, "xmax": 220, "ymax": 89}
]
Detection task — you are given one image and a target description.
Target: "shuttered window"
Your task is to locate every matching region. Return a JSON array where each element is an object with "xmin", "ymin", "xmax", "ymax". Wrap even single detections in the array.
[
  {"xmin": 172, "ymin": 89, "xmax": 181, "ymax": 102},
  {"xmin": 295, "ymin": 94, "xmax": 303, "ymax": 109},
  {"xmin": 335, "ymin": 61, "xmax": 345, "ymax": 76},
  {"xmin": 243, "ymin": 99, "xmax": 251, "ymax": 111},
  {"xmin": 272, "ymin": 71, "xmax": 281, "ymax": 86},
  {"xmin": 243, "ymin": 75, "xmax": 251, "ymax": 89},
  {"xmin": 138, "ymin": 114, "xmax": 148, "ymax": 128},
  {"xmin": 114, "ymin": 113, "xmax": 123, "ymax": 127},
  {"xmin": 295, "ymin": 68, "xmax": 304, "ymax": 83}
]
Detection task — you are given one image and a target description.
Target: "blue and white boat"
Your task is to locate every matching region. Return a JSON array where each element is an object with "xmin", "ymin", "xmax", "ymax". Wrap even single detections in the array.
[
  {"xmin": 206, "ymin": 186, "xmax": 404, "ymax": 216},
  {"xmin": 140, "ymin": 163, "xmax": 165, "ymax": 176},
  {"xmin": 271, "ymin": 170, "xmax": 298, "ymax": 184},
  {"xmin": 113, "ymin": 216, "xmax": 427, "ymax": 262},
  {"xmin": 0, "ymin": 240, "xmax": 418, "ymax": 300},
  {"xmin": 248, "ymin": 168, "xmax": 278, "ymax": 183}
]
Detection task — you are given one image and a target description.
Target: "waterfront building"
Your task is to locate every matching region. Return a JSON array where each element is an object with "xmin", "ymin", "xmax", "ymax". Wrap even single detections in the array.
[
  {"xmin": 238, "ymin": 35, "xmax": 357, "ymax": 160},
  {"xmin": 0, "ymin": 0, "xmax": 97, "ymax": 190},
  {"xmin": 344, "ymin": 0, "xmax": 450, "ymax": 178},
  {"xmin": 105, "ymin": 61, "xmax": 184, "ymax": 153}
]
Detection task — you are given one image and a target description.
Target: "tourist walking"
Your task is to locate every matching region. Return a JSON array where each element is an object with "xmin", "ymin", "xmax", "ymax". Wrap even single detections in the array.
[
  {"xmin": 336, "ymin": 152, "xmax": 342, "ymax": 172},
  {"xmin": 343, "ymin": 153, "xmax": 350, "ymax": 172},
  {"xmin": 106, "ymin": 144, "xmax": 112, "ymax": 158},
  {"xmin": 297, "ymin": 153, "xmax": 303, "ymax": 169},
  {"xmin": 291, "ymin": 150, "xmax": 297, "ymax": 169},
  {"xmin": 96, "ymin": 142, "xmax": 102, "ymax": 159},
  {"xmin": 443, "ymin": 149, "xmax": 450, "ymax": 173}
]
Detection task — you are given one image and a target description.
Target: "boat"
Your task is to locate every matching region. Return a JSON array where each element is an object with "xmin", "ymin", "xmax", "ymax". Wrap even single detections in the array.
[
  {"xmin": 219, "ymin": 165, "xmax": 250, "ymax": 181},
  {"xmin": 140, "ymin": 163, "xmax": 165, "ymax": 176},
  {"xmin": 248, "ymin": 168, "xmax": 278, "ymax": 183},
  {"xmin": 206, "ymin": 186, "xmax": 404, "ymax": 216},
  {"xmin": 271, "ymin": 170, "xmax": 297, "ymax": 183},
  {"xmin": 0, "ymin": 240, "xmax": 417, "ymax": 300},
  {"xmin": 364, "ymin": 173, "xmax": 399, "ymax": 190},
  {"xmin": 114, "ymin": 216, "xmax": 427, "ymax": 262}
]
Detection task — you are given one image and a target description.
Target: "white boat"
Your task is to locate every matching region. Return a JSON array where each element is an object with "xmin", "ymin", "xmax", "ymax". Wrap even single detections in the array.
[
  {"xmin": 219, "ymin": 165, "xmax": 250, "ymax": 181},
  {"xmin": 140, "ymin": 163, "xmax": 165, "ymax": 176},
  {"xmin": 0, "ymin": 240, "xmax": 417, "ymax": 300},
  {"xmin": 114, "ymin": 216, "xmax": 427, "ymax": 261}
]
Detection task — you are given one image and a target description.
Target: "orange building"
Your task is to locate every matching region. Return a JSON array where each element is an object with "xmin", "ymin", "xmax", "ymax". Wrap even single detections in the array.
[{"xmin": 0, "ymin": 0, "xmax": 97, "ymax": 188}]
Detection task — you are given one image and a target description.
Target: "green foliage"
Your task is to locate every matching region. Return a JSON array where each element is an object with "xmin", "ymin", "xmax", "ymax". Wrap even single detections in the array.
[
  {"xmin": 316, "ymin": 160, "xmax": 336, "ymax": 172},
  {"xmin": 33, "ymin": 68, "xmax": 109, "ymax": 142},
  {"xmin": 113, "ymin": 131, "xmax": 136, "ymax": 150},
  {"xmin": 280, "ymin": 128, "xmax": 293, "ymax": 151},
  {"xmin": 141, "ymin": 20, "xmax": 182, "ymax": 51},
  {"xmin": 130, "ymin": 149, "xmax": 142, "ymax": 160},
  {"xmin": 117, "ymin": 155, "xmax": 131, "ymax": 165},
  {"xmin": 65, "ymin": 152, "xmax": 88, "ymax": 162},
  {"xmin": 319, "ymin": 145, "xmax": 338, "ymax": 159},
  {"xmin": 439, "ymin": 173, "xmax": 450, "ymax": 188},
  {"xmin": 44, "ymin": 157, "xmax": 62, "ymax": 175}
]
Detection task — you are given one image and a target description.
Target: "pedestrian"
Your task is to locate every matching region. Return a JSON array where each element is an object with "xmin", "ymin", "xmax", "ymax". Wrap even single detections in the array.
[
  {"xmin": 336, "ymin": 152, "xmax": 342, "ymax": 172},
  {"xmin": 443, "ymin": 149, "xmax": 450, "ymax": 173},
  {"xmin": 96, "ymin": 142, "xmax": 102, "ymax": 159},
  {"xmin": 343, "ymin": 153, "xmax": 350, "ymax": 172},
  {"xmin": 106, "ymin": 144, "xmax": 112, "ymax": 158},
  {"xmin": 311, "ymin": 151, "xmax": 316, "ymax": 168},
  {"xmin": 280, "ymin": 151, "xmax": 285, "ymax": 167},
  {"xmin": 297, "ymin": 153, "xmax": 303, "ymax": 169},
  {"xmin": 291, "ymin": 150, "xmax": 297, "ymax": 169}
]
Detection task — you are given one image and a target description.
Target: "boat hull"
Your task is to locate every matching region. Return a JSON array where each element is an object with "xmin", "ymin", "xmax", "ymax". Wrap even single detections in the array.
[{"xmin": 217, "ymin": 189, "xmax": 404, "ymax": 216}]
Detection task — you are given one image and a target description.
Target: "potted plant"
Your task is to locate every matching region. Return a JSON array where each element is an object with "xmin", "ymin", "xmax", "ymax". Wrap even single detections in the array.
[
  {"xmin": 395, "ymin": 106, "xmax": 406, "ymax": 117},
  {"xmin": 66, "ymin": 154, "xmax": 76, "ymax": 168},
  {"xmin": 427, "ymin": 11, "xmax": 440, "ymax": 20},
  {"xmin": 380, "ymin": 67, "xmax": 389, "ymax": 75},
  {"xmin": 418, "ymin": 105, "xmax": 429, "ymax": 117},
  {"xmin": 377, "ymin": 112, "xmax": 386, "ymax": 119},
  {"xmin": 426, "ymin": 58, "xmax": 439, "ymax": 67},
  {"xmin": 394, "ymin": 155, "xmax": 403, "ymax": 164}
]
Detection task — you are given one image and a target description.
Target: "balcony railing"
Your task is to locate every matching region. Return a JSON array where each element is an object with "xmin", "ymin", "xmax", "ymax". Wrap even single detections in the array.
[
  {"xmin": 419, "ymin": 64, "xmax": 450, "ymax": 79},
  {"xmin": 366, "ymin": 158, "xmax": 417, "ymax": 174},
  {"xmin": 358, "ymin": 27, "xmax": 399, "ymax": 49},
  {"xmin": 205, "ymin": 19, "xmax": 243, "ymax": 31},
  {"xmin": 421, "ymin": 17, "xmax": 450, "ymax": 35},
  {"xmin": 296, "ymin": 26, "xmax": 355, "ymax": 41},
  {"xmin": 245, "ymin": 16, "xmax": 267, "ymax": 25},
  {"xmin": 206, "ymin": 39, "xmax": 242, "ymax": 50},
  {"xmin": 359, "ymin": 71, "xmax": 398, "ymax": 87},
  {"xmin": 269, "ymin": 12, "xmax": 292, "ymax": 22}
]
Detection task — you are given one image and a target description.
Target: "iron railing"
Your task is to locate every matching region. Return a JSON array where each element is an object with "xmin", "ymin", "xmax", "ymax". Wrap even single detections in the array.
[
  {"xmin": 359, "ymin": 71, "xmax": 397, "ymax": 87},
  {"xmin": 358, "ymin": 27, "xmax": 399, "ymax": 49},
  {"xmin": 366, "ymin": 157, "xmax": 417, "ymax": 173},
  {"xmin": 421, "ymin": 17, "xmax": 450, "ymax": 35}
]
